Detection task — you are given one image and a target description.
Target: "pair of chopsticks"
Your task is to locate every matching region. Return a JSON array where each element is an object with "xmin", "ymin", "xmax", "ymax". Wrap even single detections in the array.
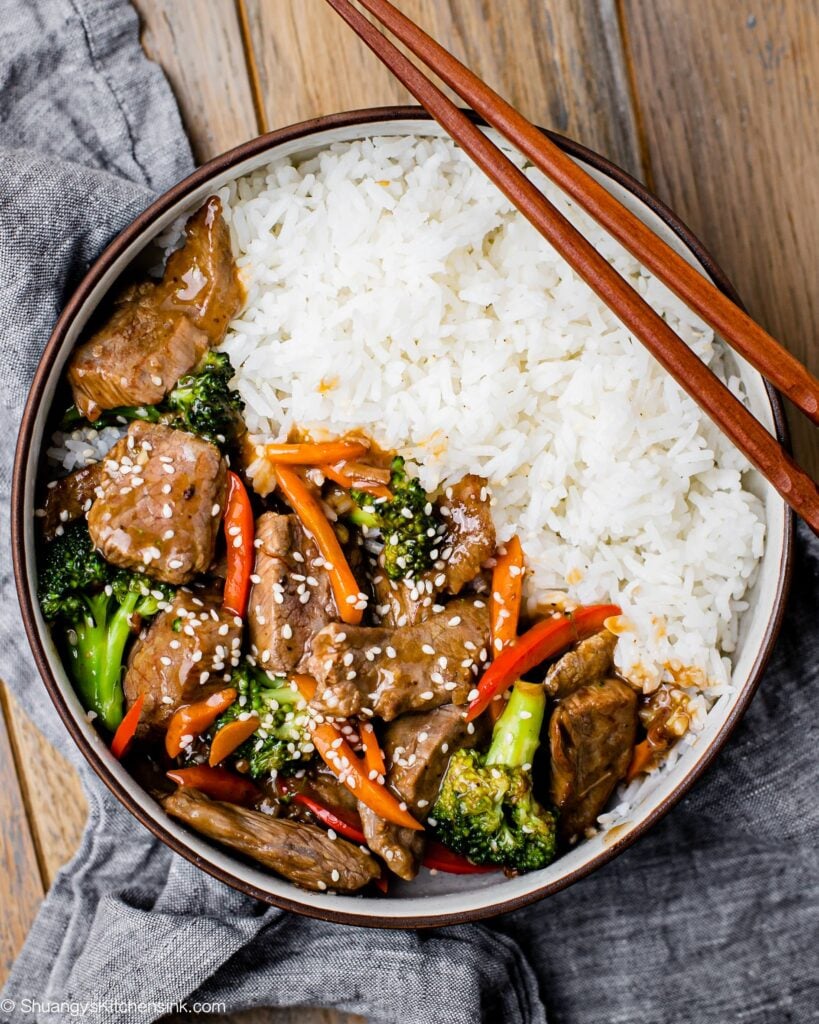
[{"xmin": 323, "ymin": 0, "xmax": 819, "ymax": 531}]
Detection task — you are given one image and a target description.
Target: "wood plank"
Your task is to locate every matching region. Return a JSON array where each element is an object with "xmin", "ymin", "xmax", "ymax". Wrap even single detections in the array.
[
  {"xmin": 0, "ymin": 686, "xmax": 45, "ymax": 987},
  {"xmin": 621, "ymin": 0, "xmax": 819, "ymax": 475},
  {"xmin": 132, "ymin": 0, "xmax": 261, "ymax": 162},
  {"xmin": 242, "ymin": 0, "xmax": 643, "ymax": 178},
  {"xmin": 3, "ymin": 687, "xmax": 87, "ymax": 886}
]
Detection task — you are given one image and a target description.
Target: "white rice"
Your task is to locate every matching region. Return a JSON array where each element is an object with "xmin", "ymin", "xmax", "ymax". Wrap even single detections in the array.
[{"xmin": 216, "ymin": 135, "xmax": 764, "ymax": 709}]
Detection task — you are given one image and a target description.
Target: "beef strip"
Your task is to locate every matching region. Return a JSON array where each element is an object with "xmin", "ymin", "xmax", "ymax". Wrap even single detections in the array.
[
  {"xmin": 307, "ymin": 596, "xmax": 490, "ymax": 721},
  {"xmin": 124, "ymin": 585, "xmax": 242, "ymax": 736},
  {"xmin": 371, "ymin": 556, "xmax": 433, "ymax": 628},
  {"xmin": 163, "ymin": 788, "xmax": 379, "ymax": 893},
  {"xmin": 248, "ymin": 512, "xmax": 337, "ymax": 675},
  {"xmin": 359, "ymin": 704, "xmax": 491, "ymax": 879},
  {"xmin": 158, "ymin": 196, "xmax": 244, "ymax": 344},
  {"xmin": 86, "ymin": 421, "xmax": 227, "ymax": 585},
  {"xmin": 549, "ymin": 677, "xmax": 637, "ymax": 841},
  {"xmin": 68, "ymin": 295, "xmax": 210, "ymax": 421},
  {"xmin": 439, "ymin": 475, "xmax": 495, "ymax": 594},
  {"xmin": 40, "ymin": 460, "xmax": 106, "ymax": 542},
  {"xmin": 68, "ymin": 197, "xmax": 243, "ymax": 420},
  {"xmin": 544, "ymin": 630, "xmax": 617, "ymax": 699}
]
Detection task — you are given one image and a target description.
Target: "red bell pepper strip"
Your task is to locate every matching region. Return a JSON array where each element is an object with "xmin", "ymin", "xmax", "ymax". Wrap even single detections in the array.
[
  {"xmin": 222, "ymin": 471, "xmax": 255, "ymax": 618},
  {"xmin": 165, "ymin": 687, "xmax": 237, "ymax": 758},
  {"xmin": 466, "ymin": 604, "xmax": 621, "ymax": 721},
  {"xmin": 291, "ymin": 793, "xmax": 367, "ymax": 844},
  {"xmin": 166, "ymin": 765, "xmax": 259, "ymax": 805},
  {"xmin": 422, "ymin": 840, "xmax": 498, "ymax": 874},
  {"xmin": 110, "ymin": 694, "xmax": 144, "ymax": 759}
]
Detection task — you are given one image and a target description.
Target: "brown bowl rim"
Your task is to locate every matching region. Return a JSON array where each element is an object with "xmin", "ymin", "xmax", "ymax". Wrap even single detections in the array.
[{"xmin": 11, "ymin": 106, "xmax": 794, "ymax": 928}]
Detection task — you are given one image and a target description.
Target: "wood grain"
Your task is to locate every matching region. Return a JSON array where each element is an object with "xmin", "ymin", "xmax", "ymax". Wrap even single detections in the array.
[
  {"xmin": 2, "ymin": 686, "xmax": 87, "ymax": 886},
  {"xmin": 132, "ymin": 0, "xmax": 261, "ymax": 161},
  {"xmin": 242, "ymin": 0, "xmax": 643, "ymax": 177},
  {"xmin": 0, "ymin": 688, "xmax": 45, "ymax": 986},
  {"xmin": 621, "ymin": 0, "xmax": 819, "ymax": 475}
]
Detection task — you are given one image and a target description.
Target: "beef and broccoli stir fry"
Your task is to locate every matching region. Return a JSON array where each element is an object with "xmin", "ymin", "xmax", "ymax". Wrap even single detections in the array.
[{"xmin": 36, "ymin": 197, "xmax": 691, "ymax": 895}]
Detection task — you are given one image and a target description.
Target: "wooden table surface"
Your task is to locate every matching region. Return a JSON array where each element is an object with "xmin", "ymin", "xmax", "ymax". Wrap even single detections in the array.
[{"xmin": 2, "ymin": 1, "xmax": 816, "ymax": 1018}]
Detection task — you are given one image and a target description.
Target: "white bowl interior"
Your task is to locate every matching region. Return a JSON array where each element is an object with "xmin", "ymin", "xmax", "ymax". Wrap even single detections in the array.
[{"xmin": 21, "ymin": 118, "xmax": 789, "ymax": 922}]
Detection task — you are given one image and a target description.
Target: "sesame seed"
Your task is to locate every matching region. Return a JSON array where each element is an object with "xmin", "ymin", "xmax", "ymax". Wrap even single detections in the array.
[{"xmin": 282, "ymin": 623, "xmax": 293, "ymax": 640}]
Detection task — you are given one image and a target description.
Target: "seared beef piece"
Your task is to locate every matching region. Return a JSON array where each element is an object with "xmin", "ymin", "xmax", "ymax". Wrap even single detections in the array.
[
  {"xmin": 68, "ymin": 197, "xmax": 243, "ymax": 420},
  {"xmin": 68, "ymin": 294, "xmax": 210, "ymax": 421},
  {"xmin": 248, "ymin": 513, "xmax": 337, "ymax": 675},
  {"xmin": 87, "ymin": 421, "xmax": 227, "ymax": 585},
  {"xmin": 439, "ymin": 475, "xmax": 495, "ymax": 594},
  {"xmin": 163, "ymin": 788, "xmax": 379, "ymax": 893},
  {"xmin": 549, "ymin": 677, "xmax": 637, "ymax": 841},
  {"xmin": 544, "ymin": 631, "xmax": 617, "ymax": 699},
  {"xmin": 124, "ymin": 585, "xmax": 242, "ymax": 737},
  {"xmin": 372, "ymin": 557, "xmax": 433, "ymax": 628},
  {"xmin": 357, "ymin": 808, "xmax": 423, "ymax": 881},
  {"xmin": 359, "ymin": 704, "xmax": 490, "ymax": 879},
  {"xmin": 158, "ymin": 196, "xmax": 244, "ymax": 344},
  {"xmin": 40, "ymin": 461, "xmax": 106, "ymax": 542},
  {"xmin": 308, "ymin": 596, "xmax": 490, "ymax": 721}
]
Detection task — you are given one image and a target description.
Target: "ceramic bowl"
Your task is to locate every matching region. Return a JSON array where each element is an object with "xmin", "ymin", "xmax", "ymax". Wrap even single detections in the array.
[{"xmin": 12, "ymin": 108, "xmax": 793, "ymax": 927}]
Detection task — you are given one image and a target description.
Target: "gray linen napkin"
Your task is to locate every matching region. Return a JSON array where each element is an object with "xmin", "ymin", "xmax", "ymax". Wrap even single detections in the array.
[{"xmin": 1, "ymin": 3, "xmax": 817, "ymax": 1024}]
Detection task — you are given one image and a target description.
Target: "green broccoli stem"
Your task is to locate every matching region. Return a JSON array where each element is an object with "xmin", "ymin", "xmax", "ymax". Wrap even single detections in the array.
[
  {"xmin": 68, "ymin": 591, "xmax": 141, "ymax": 733},
  {"xmin": 485, "ymin": 680, "xmax": 546, "ymax": 769},
  {"xmin": 348, "ymin": 506, "xmax": 380, "ymax": 529}
]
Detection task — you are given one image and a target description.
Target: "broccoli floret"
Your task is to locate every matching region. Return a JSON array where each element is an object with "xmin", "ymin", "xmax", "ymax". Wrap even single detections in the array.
[
  {"xmin": 38, "ymin": 521, "xmax": 174, "ymax": 732},
  {"xmin": 214, "ymin": 662, "xmax": 314, "ymax": 778},
  {"xmin": 165, "ymin": 350, "xmax": 244, "ymax": 448},
  {"xmin": 431, "ymin": 681, "xmax": 557, "ymax": 872},
  {"xmin": 349, "ymin": 457, "xmax": 439, "ymax": 580},
  {"xmin": 58, "ymin": 350, "xmax": 244, "ymax": 451}
]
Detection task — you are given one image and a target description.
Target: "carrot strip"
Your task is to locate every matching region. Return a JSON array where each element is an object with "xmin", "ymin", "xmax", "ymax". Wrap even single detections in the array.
[
  {"xmin": 322, "ymin": 463, "xmax": 393, "ymax": 499},
  {"xmin": 263, "ymin": 441, "xmax": 369, "ymax": 465},
  {"xmin": 291, "ymin": 674, "xmax": 318, "ymax": 701},
  {"xmin": 342, "ymin": 461, "xmax": 392, "ymax": 485},
  {"xmin": 222, "ymin": 471, "xmax": 255, "ymax": 618},
  {"xmin": 275, "ymin": 465, "xmax": 365, "ymax": 626},
  {"xmin": 311, "ymin": 720, "xmax": 422, "ymax": 831},
  {"xmin": 209, "ymin": 714, "xmax": 260, "ymax": 766},
  {"xmin": 165, "ymin": 687, "xmax": 237, "ymax": 759},
  {"xmin": 488, "ymin": 536, "xmax": 525, "ymax": 723},
  {"xmin": 359, "ymin": 722, "xmax": 387, "ymax": 777},
  {"xmin": 491, "ymin": 536, "xmax": 524, "ymax": 653},
  {"xmin": 110, "ymin": 694, "xmax": 144, "ymax": 760}
]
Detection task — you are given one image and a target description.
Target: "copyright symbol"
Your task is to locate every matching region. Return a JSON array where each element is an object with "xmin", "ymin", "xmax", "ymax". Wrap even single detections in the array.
[{"xmin": 1, "ymin": 999, "xmax": 15, "ymax": 1013}]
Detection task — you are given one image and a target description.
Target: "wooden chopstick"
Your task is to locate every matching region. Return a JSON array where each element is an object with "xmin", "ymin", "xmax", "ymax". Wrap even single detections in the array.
[
  {"xmin": 323, "ymin": 0, "xmax": 819, "ymax": 531},
  {"xmin": 354, "ymin": 0, "xmax": 819, "ymax": 428}
]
